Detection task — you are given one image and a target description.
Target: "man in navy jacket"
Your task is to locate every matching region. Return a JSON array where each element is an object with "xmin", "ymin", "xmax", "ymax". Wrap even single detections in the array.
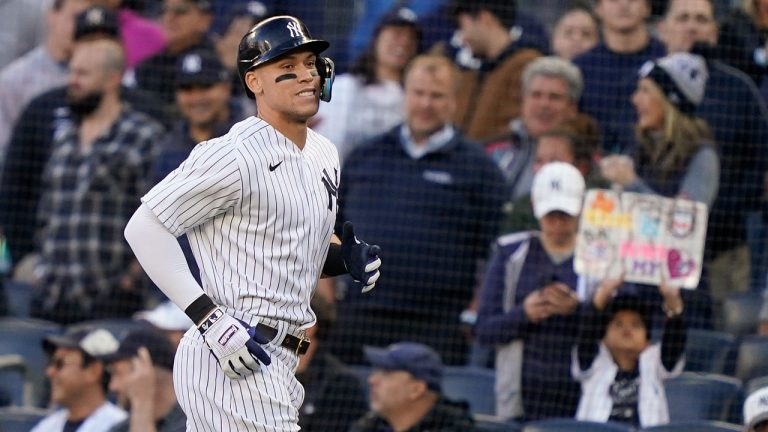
[{"xmin": 328, "ymin": 53, "xmax": 506, "ymax": 366}]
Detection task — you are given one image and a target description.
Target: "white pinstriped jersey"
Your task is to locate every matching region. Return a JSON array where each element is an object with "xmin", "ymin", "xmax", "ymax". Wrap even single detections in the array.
[{"xmin": 142, "ymin": 116, "xmax": 339, "ymax": 330}]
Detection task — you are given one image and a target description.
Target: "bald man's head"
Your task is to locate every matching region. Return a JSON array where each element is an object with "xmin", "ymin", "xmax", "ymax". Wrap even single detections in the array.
[{"xmin": 67, "ymin": 39, "xmax": 125, "ymax": 116}]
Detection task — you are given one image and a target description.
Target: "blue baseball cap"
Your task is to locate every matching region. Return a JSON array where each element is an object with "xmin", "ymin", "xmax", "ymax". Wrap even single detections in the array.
[
  {"xmin": 176, "ymin": 50, "xmax": 231, "ymax": 87},
  {"xmin": 97, "ymin": 328, "xmax": 176, "ymax": 371},
  {"xmin": 363, "ymin": 342, "xmax": 443, "ymax": 392}
]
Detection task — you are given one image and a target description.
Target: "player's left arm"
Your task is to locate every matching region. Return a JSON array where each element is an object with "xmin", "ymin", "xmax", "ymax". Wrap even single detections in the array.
[{"xmin": 321, "ymin": 222, "xmax": 381, "ymax": 292}]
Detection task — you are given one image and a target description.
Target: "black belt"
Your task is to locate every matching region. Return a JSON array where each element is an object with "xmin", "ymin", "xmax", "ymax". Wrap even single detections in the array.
[{"xmin": 256, "ymin": 323, "xmax": 310, "ymax": 355}]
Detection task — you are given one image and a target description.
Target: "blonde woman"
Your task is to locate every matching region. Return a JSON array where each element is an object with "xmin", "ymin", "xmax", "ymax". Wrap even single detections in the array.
[
  {"xmin": 600, "ymin": 52, "xmax": 719, "ymax": 208},
  {"xmin": 599, "ymin": 52, "xmax": 719, "ymax": 330}
]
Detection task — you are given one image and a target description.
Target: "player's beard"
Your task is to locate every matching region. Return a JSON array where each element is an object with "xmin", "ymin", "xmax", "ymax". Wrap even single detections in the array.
[{"xmin": 67, "ymin": 91, "xmax": 104, "ymax": 119}]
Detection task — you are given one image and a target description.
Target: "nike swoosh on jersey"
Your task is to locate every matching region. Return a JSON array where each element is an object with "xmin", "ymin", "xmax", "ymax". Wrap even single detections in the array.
[{"xmin": 269, "ymin": 161, "xmax": 283, "ymax": 171}]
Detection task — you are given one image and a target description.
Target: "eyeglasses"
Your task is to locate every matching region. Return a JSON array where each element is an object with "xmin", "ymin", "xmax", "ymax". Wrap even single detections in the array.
[{"xmin": 48, "ymin": 357, "xmax": 82, "ymax": 370}]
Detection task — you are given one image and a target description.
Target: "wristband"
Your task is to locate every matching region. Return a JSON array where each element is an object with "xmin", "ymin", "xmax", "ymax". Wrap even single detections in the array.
[
  {"xmin": 322, "ymin": 243, "xmax": 347, "ymax": 276},
  {"xmin": 185, "ymin": 294, "xmax": 217, "ymax": 325}
]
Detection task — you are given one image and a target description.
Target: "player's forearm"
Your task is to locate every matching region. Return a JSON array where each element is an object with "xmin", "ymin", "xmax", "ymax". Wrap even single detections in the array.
[{"xmin": 124, "ymin": 203, "xmax": 205, "ymax": 312}]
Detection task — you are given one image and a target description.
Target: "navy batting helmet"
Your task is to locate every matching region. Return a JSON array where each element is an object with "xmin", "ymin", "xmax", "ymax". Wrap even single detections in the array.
[{"xmin": 237, "ymin": 15, "xmax": 335, "ymax": 101}]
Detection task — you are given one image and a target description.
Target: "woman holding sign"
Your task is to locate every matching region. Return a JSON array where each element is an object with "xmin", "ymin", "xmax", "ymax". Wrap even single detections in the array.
[{"xmin": 598, "ymin": 52, "xmax": 719, "ymax": 330}]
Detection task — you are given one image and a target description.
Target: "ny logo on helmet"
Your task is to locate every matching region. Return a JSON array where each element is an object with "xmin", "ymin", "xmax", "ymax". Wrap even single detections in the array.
[{"xmin": 286, "ymin": 21, "xmax": 303, "ymax": 38}]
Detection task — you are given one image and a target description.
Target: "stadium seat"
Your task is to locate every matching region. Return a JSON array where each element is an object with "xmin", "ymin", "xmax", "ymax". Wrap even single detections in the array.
[
  {"xmin": 522, "ymin": 418, "xmax": 635, "ymax": 431},
  {"xmin": 735, "ymin": 335, "xmax": 768, "ymax": 383},
  {"xmin": 746, "ymin": 375, "xmax": 768, "ymax": 395},
  {"xmin": 0, "ymin": 318, "xmax": 61, "ymax": 407},
  {"xmin": 664, "ymin": 372, "xmax": 742, "ymax": 422},
  {"xmin": 474, "ymin": 415, "xmax": 521, "ymax": 431},
  {"xmin": 3, "ymin": 281, "xmax": 32, "ymax": 318},
  {"xmin": 720, "ymin": 292, "xmax": 762, "ymax": 336},
  {"xmin": 684, "ymin": 329, "xmax": 736, "ymax": 374},
  {"xmin": 0, "ymin": 406, "xmax": 50, "ymax": 432},
  {"xmin": 641, "ymin": 420, "xmax": 742, "ymax": 431},
  {"xmin": 442, "ymin": 366, "xmax": 496, "ymax": 416},
  {"xmin": 0, "ymin": 355, "xmax": 27, "ymax": 407},
  {"xmin": 67, "ymin": 318, "xmax": 151, "ymax": 340}
]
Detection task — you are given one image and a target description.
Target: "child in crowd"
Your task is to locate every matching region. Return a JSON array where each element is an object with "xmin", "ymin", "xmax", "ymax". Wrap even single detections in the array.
[{"xmin": 572, "ymin": 279, "xmax": 686, "ymax": 428}]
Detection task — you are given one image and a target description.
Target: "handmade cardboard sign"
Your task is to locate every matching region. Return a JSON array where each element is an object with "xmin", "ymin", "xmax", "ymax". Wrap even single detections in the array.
[{"xmin": 575, "ymin": 189, "xmax": 707, "ymax": 289}]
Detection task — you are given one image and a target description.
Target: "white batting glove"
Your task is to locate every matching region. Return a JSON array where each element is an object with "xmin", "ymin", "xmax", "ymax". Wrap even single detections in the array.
[{"xmin": 198, "ymin": 308, "xmax": 271, "ymax": 379}]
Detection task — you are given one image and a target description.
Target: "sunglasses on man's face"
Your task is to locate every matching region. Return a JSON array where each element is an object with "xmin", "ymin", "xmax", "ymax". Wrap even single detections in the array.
[{"xmin": 48, "ymin": 357, "xmax": 82, "ymax": 371}]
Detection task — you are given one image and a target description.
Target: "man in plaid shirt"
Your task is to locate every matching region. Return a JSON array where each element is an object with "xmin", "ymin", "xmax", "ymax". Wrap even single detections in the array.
[{"xmin": 30, "ymin": 38, "xmax": 161, "ymax": 324}]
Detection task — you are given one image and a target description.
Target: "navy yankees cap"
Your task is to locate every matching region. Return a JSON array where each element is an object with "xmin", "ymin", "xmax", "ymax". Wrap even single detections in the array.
[
  {"xmin": 176, "ymin": 50, "xmax": 231, "ymax": 87},
  {"xmin": 223, "ymin": 1, "xmax": 270, "ymax": 30},
  {"xmin": 98, "ymin": 328, "xmax": 176, "ymax": 371},
  {"xmin": 74, "ymin": 6, "xmax": 120, "ymax": 42},
  {"xmin": 364, "ymin": 342, "xmax": 443, "ymax": 392}
]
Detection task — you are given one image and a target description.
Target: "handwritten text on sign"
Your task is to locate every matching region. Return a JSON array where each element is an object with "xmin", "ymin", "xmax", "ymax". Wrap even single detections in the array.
[{"xmin": 575, "ymin": 190, "xmax": 707, "ymax": 289}]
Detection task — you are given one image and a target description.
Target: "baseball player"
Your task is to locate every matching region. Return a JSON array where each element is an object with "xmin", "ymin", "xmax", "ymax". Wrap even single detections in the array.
[{"xmin": 124, "ymin": 16, "xmax": 381, "ymax": 431}]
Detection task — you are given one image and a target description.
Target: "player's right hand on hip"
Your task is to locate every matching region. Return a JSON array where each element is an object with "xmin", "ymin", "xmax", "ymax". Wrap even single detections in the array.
[
  {"xmin": 197, "ymin": 307, "xmax": 271, "ymax": 379},
  {"xmin": 341, "ymin": 221, "xmax": 382, "ymax": 293}
]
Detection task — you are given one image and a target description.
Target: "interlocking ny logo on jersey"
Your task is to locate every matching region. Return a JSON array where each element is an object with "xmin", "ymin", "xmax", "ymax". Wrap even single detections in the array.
[
  {"xmin": 321, "ymin": 168, "xmax": 339, "ymax": 211},
  {"xmin": 286, "ymin": 21, "xmax": 303, "ymax": 38}
]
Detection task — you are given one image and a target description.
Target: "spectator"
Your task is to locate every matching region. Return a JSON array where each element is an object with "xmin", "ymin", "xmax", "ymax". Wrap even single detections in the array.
[
  {"xmin": 717, "ymin": 0, "xmax": 768, "ymax": 90},
  {"xmin": 476, "ymin": 162, "xmax": 585, "ymax": 420},
  {"xmin": 314, "ymin": 7, "xmax": 422, "ymax": 160},
  {"xmin": 328, "ymin": 54, "xmax": 506, "ymax": 366},
  {"xmin": 451, "ymin": 0, "xmax": 542, "ymax": 141},
  {"xmin": 133, "ymin": 301, "xmax": 193, "ymax": 348},
  {"xmin": 0, "ymin": 0, "xmax": 89, "ymax": 161},
  {"xmin": 0, "ymin": 0, "xmax": 48, "ymax": 70},
  {"xmin": 133, "ymin": 0, "xmax": 214, "ymax": 105},
  {"xmin": 153, "ymin": 50, "xmax": 242, "ymax": 183},
  {"xmin": 551, "ymin": 2, "xmax": 600, "ymax": 61},
  {"xmin": 600, "ymin": 52, "xmax": 718, "ymax": 207},
  {"xmin": 296, "ymin": 295, "xmax": 367, "ymax": 431},
  {"xmin": 573, "ymin": 286, "xmax": 686, "ymax": 428},
  {"xmin": 100, "ymin": 329, "xmax": 186, "ymax": 432},
  {"xmin": 0, "ymin": 14, "xmax": 169, "ymax": 270},
  {"xmin": 85, "ymin": 0, "xmax": 167, "ymax": 70},
  {"xmin": 501, "ymin": 126, "xmax": 600, "ymax": 234},
  {"xmin": 29, "ymin": 39, "xmax": 161, "ymax": 324},
  {"xmin": 744, "ymin": 386, "xmax": 768, "ymax": 432},
  {"xmin": 574, "ymin": 0, "xmax": 666, "ymax": 153},
  {"xmin": 599, "ymin": 52, "xmax": 718, "ymax": 329},
  {"xmin": 32, "ymin": 328, "xmax": 126, "ymax": 432},
  {"xmin": 350, "ymin": 342, "xmax": 476, "ymax": 432},
  {"xmin": 483, "ymin": 56, "xmax": 584, "ymax": 202},
  {"xmin": 657, "ymin": 0, "xmax": 768, "ymax": 306}
]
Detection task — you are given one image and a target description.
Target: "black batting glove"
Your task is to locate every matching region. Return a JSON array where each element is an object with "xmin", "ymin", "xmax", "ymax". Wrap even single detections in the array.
[{"xmin": 341, "ymin": 222, "xmax": 381, "ymax": 292}]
